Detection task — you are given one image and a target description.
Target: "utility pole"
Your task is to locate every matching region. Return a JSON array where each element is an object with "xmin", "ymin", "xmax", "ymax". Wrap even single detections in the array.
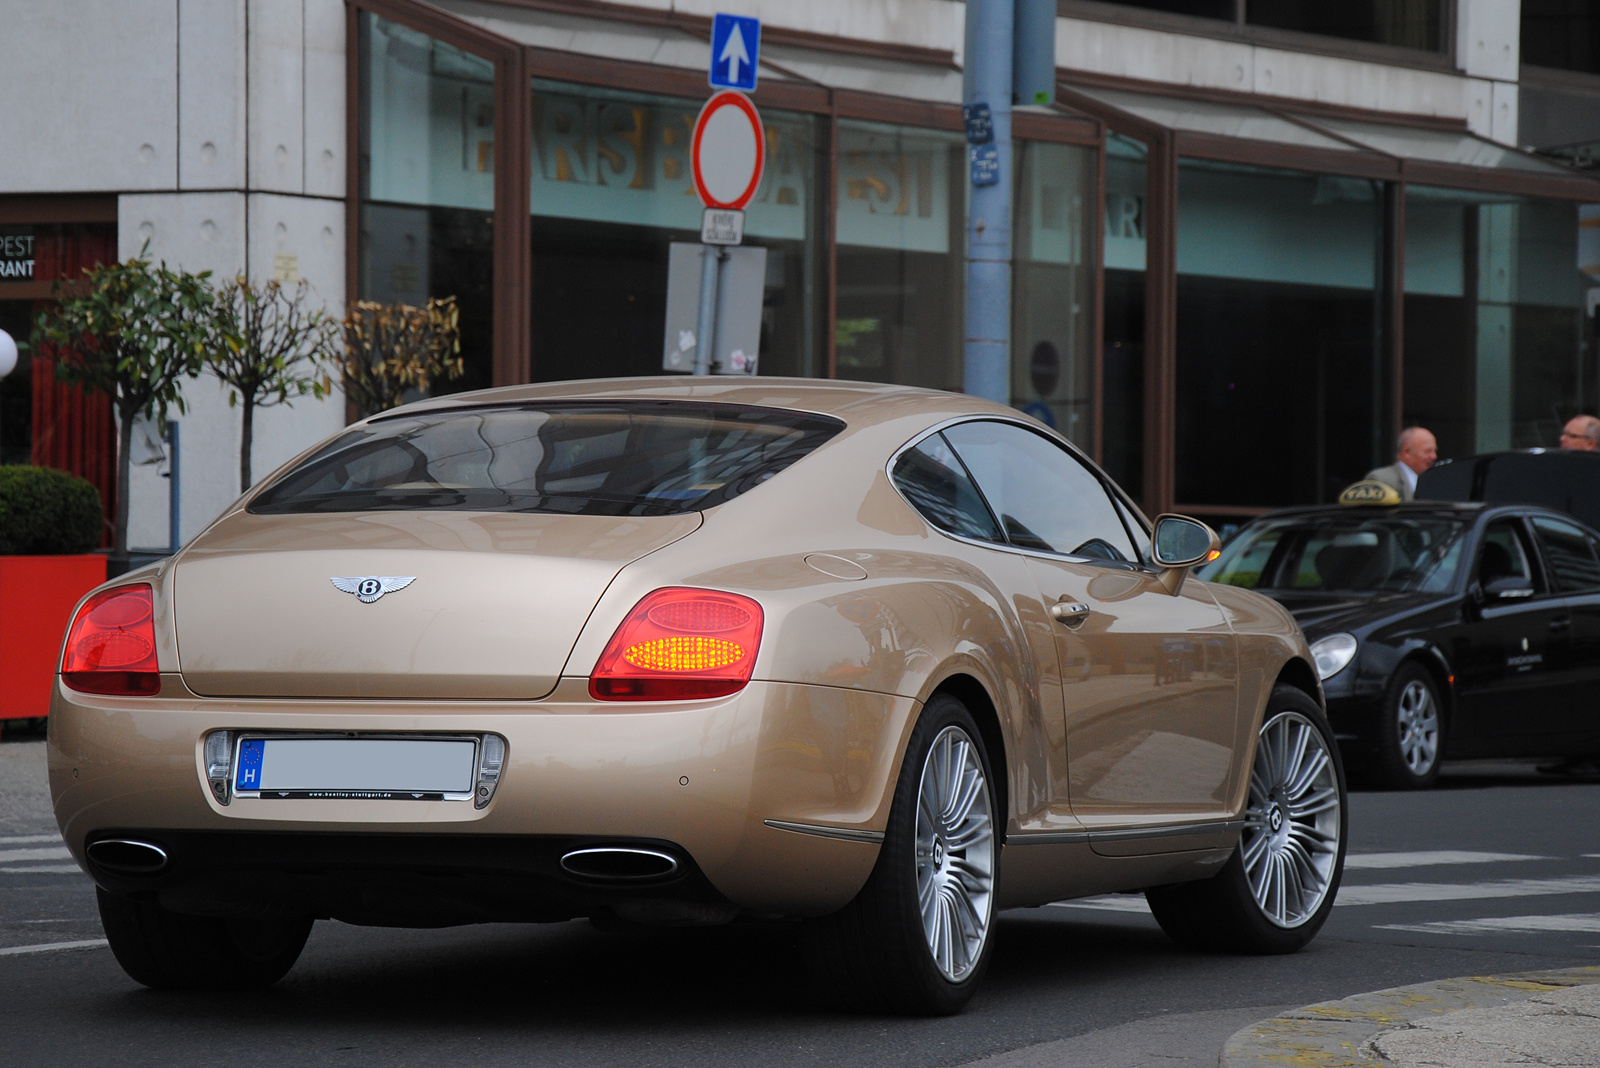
[{"xmin": 962, "ymin": 0, "xmax": 1014, "ymax": 404}]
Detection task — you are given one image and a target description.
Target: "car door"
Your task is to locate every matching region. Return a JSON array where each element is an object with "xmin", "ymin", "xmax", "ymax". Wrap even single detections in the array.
[
  {"xmin": 1528, "ymin": 514, "xmax": 1600, "ymax": 751},
  {"xmin": 1452, "ymin": 517, "xmax": 1567, "ymax": 752},
  {"xmin": 940, "ymin": 420, "xmax": 1241, "ymax": 833},
  {"xmin": 887, "ymin": 429, "xmax": 1077, "ymax": 831}
]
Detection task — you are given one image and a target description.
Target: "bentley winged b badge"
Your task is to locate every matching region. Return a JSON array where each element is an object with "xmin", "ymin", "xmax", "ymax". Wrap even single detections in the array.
[{"xmin": 331, "ymin": 576, "xmax": 417, "ymax": 604}]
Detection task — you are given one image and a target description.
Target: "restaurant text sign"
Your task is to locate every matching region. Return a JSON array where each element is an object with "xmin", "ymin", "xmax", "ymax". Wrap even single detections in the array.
[{"xmin": 0, "ymin": 231, "xmax": 34, "ymax": 280}]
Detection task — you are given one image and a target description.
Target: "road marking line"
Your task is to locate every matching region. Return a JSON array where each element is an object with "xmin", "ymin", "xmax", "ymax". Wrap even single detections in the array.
[
  {"xmin": 0, "ymin": 865, "xmax": 82, "ymax": 875},
  {"xmin": 0, "ymin": 847, "xmax": 72, "ymax": 864},
  {"xmin": 1377, "ymin": 912, "xmax": 1600, "ymax": 935},
  {"xmin": 0, "ymin": 835, "xmax": 61, "ymax": 847},
  {"xmin": 1049, "ymin": 896, "xmax": 1152, "ymax": 914},
  {"xmin": 0, "ymin": 939, "xmax": 107, "ymax": 957},
  {"xmin": 1338, "ymin": 875, "xmax": 1600, "ymax": 906},
  {"xmin": 1344, "ymin": 851, "xmax": 1545, "ymax": 869}
]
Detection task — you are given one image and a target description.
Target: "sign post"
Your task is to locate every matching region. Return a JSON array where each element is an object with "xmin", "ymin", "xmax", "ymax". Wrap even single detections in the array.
[{"xmin": 671, "ymin": 32, "xmax": 767, "ymax": 377}]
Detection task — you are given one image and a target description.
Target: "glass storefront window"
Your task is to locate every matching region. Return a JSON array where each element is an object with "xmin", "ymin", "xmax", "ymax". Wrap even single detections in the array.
[
  {"xmin": 834, "ymin": 121, "xmax": 965, "ymax": 390},
  {"xmin": 1175, "ymin": 159, "xmax": 1386, "ymax": 506},
  {"xmin": 1247, "ymin": 0, "xmax": 1445, "ymax": 51},
  {"xmin": 360, "ymin": 14, "xmax": 496, "ymax": 393},
  {"xmin": 527, "ymin": 81, "xmax": 823, "ymax": 381},
  {"xmin": 1013, "ymin": 140, "xmax": 1096, "ymax": 450},
  {"xmin": 1097, "ymin": 0, "xmax": 1233, "ymax": 17},
  {"xmin": 1403, "ymin": 187, "xmax": 1595, "ymax": 457},
  {"xmin": 1103, "ymin": 133, "xmax": 1148, "ymax": 498},
  {"xmin": 1523, "ymin": 0, "xmax": 1600, "ymax": 75}
]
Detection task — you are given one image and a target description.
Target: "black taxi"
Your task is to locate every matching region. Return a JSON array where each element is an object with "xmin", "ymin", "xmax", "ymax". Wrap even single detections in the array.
[{"xmin": 1199, "ymin": 485, "xmax": 1600, "ymax": 788}]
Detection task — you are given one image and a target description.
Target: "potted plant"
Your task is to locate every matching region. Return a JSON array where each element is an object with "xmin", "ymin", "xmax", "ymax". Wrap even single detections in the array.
[
  {"xmin": 0, "ymin": 465, "xmax": 105, "ymax": 725},
  {"xmin": 30, "ymin": 251, "xmax": 213, "ymax": 569}
]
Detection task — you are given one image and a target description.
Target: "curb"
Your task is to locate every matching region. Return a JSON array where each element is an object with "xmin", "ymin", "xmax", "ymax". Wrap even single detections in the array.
[{"xmin": 1220, "ymin": 965, "xmax": 1600, "ymax": 1067}]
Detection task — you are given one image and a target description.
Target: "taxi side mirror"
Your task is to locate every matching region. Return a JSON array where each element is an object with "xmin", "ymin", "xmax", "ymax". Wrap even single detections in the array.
[
  {"xmin": 1151, "ymin": 515, "xmax": 1220, "ymax": 595},
  {"xmin": 1483, "ymin": 575, "xmax": 1536, "ymax": 600}
]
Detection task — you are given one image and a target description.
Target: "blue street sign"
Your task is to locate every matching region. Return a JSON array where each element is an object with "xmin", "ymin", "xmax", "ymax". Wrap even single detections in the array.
[
  {"xmin": 963, "ymin": 102, "xmax": 994, "ymax": 145},
  {"xmin": 970, "ymin": 143, "xmax": 1000, "ymax": 187},
  {"xmin": 709, "ymin": 13, "xmax": 761, "ymax": 92}
]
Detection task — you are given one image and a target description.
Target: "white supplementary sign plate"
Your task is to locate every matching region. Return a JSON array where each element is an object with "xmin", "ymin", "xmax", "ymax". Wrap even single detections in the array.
[
  {"xmin": 234, "ymin": 737, "xmax": 477, "ymax": 800},
  {"xmin": 692, "ymin": 90, "xmax": 765, "ymax": 211}
]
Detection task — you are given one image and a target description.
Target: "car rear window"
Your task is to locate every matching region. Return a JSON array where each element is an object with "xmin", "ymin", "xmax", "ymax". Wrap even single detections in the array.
[{"xmin": 248, "ymin": 402, "xmax": 844, "ymax": 516}]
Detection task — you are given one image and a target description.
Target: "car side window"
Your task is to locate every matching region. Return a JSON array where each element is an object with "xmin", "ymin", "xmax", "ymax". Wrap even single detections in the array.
[
  {"xmin": 1531, "ymin": 516, "xmax": 1600, "ymax": 591},
  {"xmin": 891, "ymin": 433, "xmax": 1004, "ymax": 543},
  {"xmin": 1477, "ymin": 520, "xmax": 1540, "ymax": 592},
  {"xmin": 942, "ymin": 420, "xmax": 1138, "ymax": 562}
]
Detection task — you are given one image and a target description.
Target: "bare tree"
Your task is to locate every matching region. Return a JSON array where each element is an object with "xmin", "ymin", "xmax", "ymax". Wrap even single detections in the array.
[
  {"xmin": 341, "ymin": 297, "xmax": 463, "ymax": 420},
  {"xmin": 206, "ymin": 277, "xmax": 340, "ymax": 492}
]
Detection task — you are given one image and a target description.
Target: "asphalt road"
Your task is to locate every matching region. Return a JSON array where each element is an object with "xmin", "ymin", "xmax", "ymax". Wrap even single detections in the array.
[{"xmin": 3, "ymin": 725, "xmax": 1598, "ymax": 1068}]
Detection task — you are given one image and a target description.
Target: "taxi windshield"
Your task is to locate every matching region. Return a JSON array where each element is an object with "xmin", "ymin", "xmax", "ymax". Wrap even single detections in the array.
[{"xmin": 1200, "ymin": 514, "xmax": 1469, "ymax": 593}]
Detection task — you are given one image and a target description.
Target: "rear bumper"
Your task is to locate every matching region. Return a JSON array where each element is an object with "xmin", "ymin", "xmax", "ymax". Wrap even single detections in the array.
[
  {"xmin": 83, "ymin": 829, "xmax": 733, "ymax": 927},
  {"xmin": 49, "ymin": 676, "xmax": 918, "ymax": 920}
]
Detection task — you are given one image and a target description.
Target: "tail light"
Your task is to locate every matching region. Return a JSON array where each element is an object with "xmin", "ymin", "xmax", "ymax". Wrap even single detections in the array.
[
  {"xmin": 61, "ymin": 585, "xmax": 160, "ymax": 696},
  {"xmin": 589, "ymin": 587, "xmax": 764, "ymax": 701}
]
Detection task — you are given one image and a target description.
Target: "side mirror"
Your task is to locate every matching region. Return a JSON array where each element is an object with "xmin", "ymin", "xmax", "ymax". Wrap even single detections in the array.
[
  {"xmin": 1482, "ymin": 575, "xmax": 1535, "ymax": 600},
  {"xmin": 1151, "ymin": 514, "xmax": 1220, "ymax": 595}
]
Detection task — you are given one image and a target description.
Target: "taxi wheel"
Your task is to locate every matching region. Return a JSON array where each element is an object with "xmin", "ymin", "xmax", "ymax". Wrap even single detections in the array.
[
  {"xmin": 97, "ymin": 888, "xmax": 312, "ymax": 990},
  {"xmin": 1146, "ymin": 686, "xmax": 1346, "ymax": 954},
  {"xmin": 1371, "ymin": 663, "xmax": 1444, "ymax": 789},
  {"xmin": 801, "ymin": 694, "xmax": 998, "ymax": 1015}
]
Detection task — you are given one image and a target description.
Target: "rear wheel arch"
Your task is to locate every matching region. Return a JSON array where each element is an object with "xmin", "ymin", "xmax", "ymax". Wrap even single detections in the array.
[{"xmin": 928, "ymin": 673, "xmax": 1009, "ymax": 838}]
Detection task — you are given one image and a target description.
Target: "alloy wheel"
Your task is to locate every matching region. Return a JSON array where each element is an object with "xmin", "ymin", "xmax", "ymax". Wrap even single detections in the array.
[
  {"xmin": 1395, "ymin": 678, "xmax": 1440, "ymax": 774},
  {"xmin": 914, "ymin": 725, "xmax": 995, "ymax": 981},
  {"xmin": 1241, "ymin": 711, "xmax": 1342, "ymax": 928}
]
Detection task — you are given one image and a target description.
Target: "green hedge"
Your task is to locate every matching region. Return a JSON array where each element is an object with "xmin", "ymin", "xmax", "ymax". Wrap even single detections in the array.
[{"xmin": 0, "ymin": 466, "xmax": 104, "ymax": 555}]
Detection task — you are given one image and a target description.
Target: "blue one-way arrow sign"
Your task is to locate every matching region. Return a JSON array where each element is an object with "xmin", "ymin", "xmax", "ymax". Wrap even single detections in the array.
[{"xmin": 709, "ymin": 13, "xmax": 760, "ymax": 92}]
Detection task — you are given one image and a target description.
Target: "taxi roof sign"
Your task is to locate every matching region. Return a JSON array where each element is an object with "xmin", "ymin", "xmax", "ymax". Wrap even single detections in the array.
[{"xmin": 1338, "ymin": 479, "xmax": 1404, "ymax": 507}]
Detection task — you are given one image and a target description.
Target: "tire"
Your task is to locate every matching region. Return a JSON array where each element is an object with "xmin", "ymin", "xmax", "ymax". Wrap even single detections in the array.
[
  {"xmin": 97, "ymin": 888, "xmax": 313, "ymax": 990},
  {"xmin": 1146, "ymin": 685, "xmax": 1346, "ymax": 954},
  {"xmin": 1369, "ymin": 663, "xmax": 1444, "ymax": 790},
  {"xmin": 801, "ymin": 693, "xmax": 999, "ymax": 1015}
]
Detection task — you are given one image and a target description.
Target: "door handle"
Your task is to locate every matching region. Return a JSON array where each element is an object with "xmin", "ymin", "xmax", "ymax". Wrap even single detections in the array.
[
  {"xmin": 1051, "ymin": 600, "xmax": 1091, "ymax": 627},
  {"xmin": 1549, "ymin": 617, "xmax": 1571, "ymax": 632}
]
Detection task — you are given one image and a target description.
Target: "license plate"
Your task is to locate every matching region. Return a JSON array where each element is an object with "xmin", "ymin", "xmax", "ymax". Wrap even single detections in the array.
[{"xmin": 233, "ymin": 737, "xmax": 479, "ymax": 801}]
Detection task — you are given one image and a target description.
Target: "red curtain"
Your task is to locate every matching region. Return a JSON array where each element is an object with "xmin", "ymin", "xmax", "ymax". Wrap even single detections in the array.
[{"xmin": 29, "ymin": 225, "xmax": 118, "ymax": 547}]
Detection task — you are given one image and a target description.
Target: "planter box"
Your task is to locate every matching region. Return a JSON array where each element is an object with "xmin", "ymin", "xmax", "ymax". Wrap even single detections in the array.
[{"xmin": 0, "ymin": 555, "xmax": 107, "ymax": 721}]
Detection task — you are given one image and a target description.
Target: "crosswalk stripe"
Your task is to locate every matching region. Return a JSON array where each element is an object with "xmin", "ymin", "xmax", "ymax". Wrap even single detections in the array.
[
  {"xmin": 1377, "ymin": 912, "xmax": 1600, "ymax": 935},
  {"xmin": 1048, "ymin": 896, "xmax": 1150, "ymax": 914},
  {"xmin": 0, "ymin": 835, "xmax": 60, "ymax": 847},
  {"xmin": 0, "ymin": 939, "xmax": 107, "ymax": 958},
  {"xmin": 0, "ymin": 848, "xmax": 72, "ymax": 864},
  {"xmin": 1344, "ymin": 851, "xmax": 1545, "ymax": 869},
  {"xmin": 1051, "ymin": 875, "xmax": 1600, "ymax": 914},
  {"xmin": 1337, "ymin": 875, "xmax": 1600, "ymax": 906},
  {"xmin": 0, "ymin": 865, "xmax": 81, "ymax": 875}
]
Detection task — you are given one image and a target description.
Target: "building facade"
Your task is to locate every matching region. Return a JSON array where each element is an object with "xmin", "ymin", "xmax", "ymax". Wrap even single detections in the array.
[{"xmin": 3, "ymin": 0, "xmax": 1600, "ymax": 544}]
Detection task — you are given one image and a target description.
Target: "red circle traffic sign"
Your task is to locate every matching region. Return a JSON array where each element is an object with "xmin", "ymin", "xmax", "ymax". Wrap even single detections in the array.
[{"xmin": 691, "ymin": 90, "xmax": 765, "ymax": 211}]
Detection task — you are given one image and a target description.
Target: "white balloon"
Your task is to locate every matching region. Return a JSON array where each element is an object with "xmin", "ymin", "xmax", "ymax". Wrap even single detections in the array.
[{"xmin": 0, "ymin": 328, "xmax": 16, "ymax": 380}]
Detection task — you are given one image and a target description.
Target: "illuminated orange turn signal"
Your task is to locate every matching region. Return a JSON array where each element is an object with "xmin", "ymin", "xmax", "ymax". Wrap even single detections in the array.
[
  {"xmin": 61, "ymin": 585, "xmax": 160, "ymax": 696},
  {"xmin": 590, "ymin": 587, "xmax": 764, "ymax": 701}
]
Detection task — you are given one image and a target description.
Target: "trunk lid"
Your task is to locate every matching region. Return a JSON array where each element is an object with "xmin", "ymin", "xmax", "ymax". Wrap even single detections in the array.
[{"xmin": 174, "ymin": 510, "xmax": 700, "ymax": 699}]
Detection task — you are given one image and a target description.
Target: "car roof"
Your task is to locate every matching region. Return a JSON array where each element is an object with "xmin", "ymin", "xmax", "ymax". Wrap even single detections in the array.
[
  {"xmin": 1257, "ymin": 501, "xmax": 1488, "ymax": 520},
  {"xmin": 381, "ymin": 376, "xmax": 1022, "ymax": 432}
]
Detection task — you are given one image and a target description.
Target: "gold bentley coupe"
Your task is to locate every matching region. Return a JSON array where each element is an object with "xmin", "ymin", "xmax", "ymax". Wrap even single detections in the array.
[{"xmin": 50, "ymin": 378, "xmax": 1345, "ymax": 1014}]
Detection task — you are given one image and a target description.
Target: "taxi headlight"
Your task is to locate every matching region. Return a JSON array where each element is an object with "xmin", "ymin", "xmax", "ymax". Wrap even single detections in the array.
[{"xmin": 1310, "ymin": 633, "xmax": 1359, "ymax": 680}]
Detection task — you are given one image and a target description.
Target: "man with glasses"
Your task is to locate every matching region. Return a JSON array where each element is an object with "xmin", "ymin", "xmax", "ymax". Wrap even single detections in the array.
[{"xmin": 1560, "ymin": 414, "xmax": 1600, "ymax": 451}]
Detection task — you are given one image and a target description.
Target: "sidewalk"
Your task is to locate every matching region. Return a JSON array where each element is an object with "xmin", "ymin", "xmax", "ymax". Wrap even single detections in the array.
[{"xmin": 1223, "ymin": 966, "xmax": 1600, "ymax": 1067}]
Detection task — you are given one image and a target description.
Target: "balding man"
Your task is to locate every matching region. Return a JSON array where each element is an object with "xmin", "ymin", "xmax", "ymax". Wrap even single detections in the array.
[
  {"xmin": 1560, "ymin": 415, "xmax": 1600, "ymax": 451},
  {"xmin": 1365, "ymin": 426, "xmax": 1437, "ymax": 501}
]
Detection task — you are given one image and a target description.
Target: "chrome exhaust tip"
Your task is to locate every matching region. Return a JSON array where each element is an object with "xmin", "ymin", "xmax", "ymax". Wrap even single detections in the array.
[
  {"xmin": 86, "ymin": 838, "xmax": 169, "ymax": 874},
  {"xmin": 560, "ymin": 846, "xmax": 680, "ymax": 882}
]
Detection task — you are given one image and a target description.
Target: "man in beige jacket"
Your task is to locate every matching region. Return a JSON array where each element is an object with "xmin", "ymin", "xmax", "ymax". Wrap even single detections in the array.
[{"xmin": 1364, "ymin": 426, "xmax": 1437, "ymax": 501}]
